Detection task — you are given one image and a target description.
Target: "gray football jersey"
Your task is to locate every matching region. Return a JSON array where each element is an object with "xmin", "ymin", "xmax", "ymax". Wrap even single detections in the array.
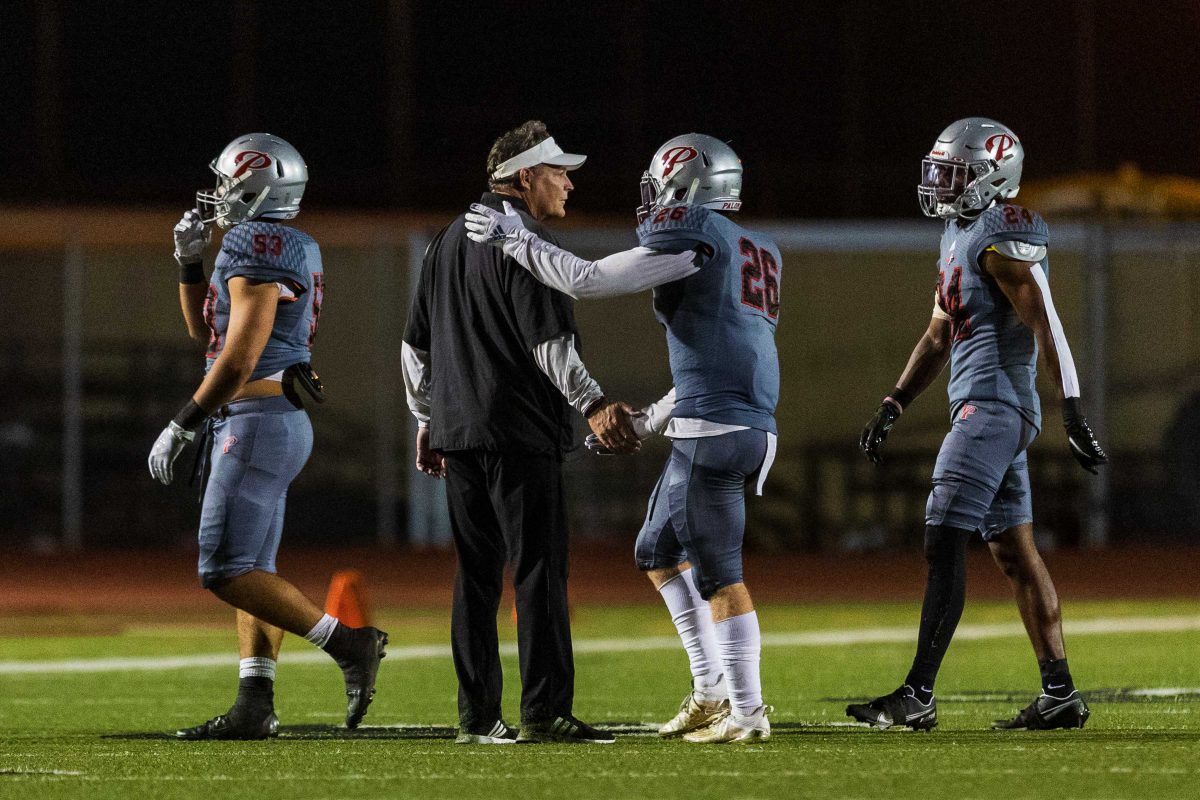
[{"xmin": 936, "ymin": 203, "xmax": 1050, "ymax": 428}]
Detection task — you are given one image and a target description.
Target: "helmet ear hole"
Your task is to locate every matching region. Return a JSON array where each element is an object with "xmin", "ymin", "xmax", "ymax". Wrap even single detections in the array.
[{"xmin": 276, "ymin": 161, "xmax": 285, "ymax": 177}]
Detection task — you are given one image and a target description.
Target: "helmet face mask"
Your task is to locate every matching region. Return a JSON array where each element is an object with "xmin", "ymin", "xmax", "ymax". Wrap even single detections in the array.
[
  {"xmin": 918, "ymin": 118, "xmax": 1023, "ymax": 220},
  {"xmin": 636, "ymin": 133, "xmax": 742, "ymax": 223},
  {"xmin": 195, "ymin": 134, "xmax": 308, "ymax": 229}
]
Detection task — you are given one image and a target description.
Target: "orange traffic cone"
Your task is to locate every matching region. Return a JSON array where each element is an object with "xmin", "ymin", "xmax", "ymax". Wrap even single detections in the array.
[{"xmin": 324, "ymin": 569, "xmax": 371, "ymax": 628}]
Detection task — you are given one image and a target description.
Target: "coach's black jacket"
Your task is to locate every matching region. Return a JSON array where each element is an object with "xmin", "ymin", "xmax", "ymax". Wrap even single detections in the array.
[{"xmin": 403, "ymin": 193, "xmax": 579, "ymax": 457}]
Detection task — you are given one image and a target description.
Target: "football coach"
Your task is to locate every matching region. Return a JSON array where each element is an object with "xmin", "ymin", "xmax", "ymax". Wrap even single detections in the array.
[{"xmin": 401, "ymin": 120, "xmax": 639, "ymax": 744}]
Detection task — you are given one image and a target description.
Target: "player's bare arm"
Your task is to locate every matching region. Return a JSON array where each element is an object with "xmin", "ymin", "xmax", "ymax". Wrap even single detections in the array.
[
  {"xmin": 860, "ymin": 314, "xmax": 951, "ymax": 464},
  {"xmin": 192, "ymin": 277, "xmax": 280, "ymax": 411},
  {"xmin": 983, "ymin": 248, "xmax": 1107, "ymax": 473},
  {"xmin": 982, "ymin": 250, "xmax": 1068, "ymax": 397},
  {"xmin": 895, "ymin": 314, "xmax": 953, "ymax": 400}
]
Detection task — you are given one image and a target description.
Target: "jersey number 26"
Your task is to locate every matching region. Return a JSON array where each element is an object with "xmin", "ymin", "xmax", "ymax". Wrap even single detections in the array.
[{"xmin": 739, "ymin": 237, "xmax": 779, "ymax": 319}]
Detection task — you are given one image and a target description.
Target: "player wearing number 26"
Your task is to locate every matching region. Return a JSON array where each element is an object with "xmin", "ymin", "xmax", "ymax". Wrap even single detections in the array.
[
  {"xmin": 148, "ymin": 133, "xmax": 387, "ymax": 740},
  {"xmin": 465, "ymin": 134, "xmax": 781, "ymax": 743},
  {"xmin": 848, "ymin": 118, "xmax": 1107, "ymax": 733}
]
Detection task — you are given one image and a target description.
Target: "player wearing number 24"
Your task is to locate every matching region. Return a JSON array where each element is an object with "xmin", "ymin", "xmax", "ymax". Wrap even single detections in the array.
[
  {"xmin": 466, "ymin": 133, "xmax": 781, "ymax": 743},
  {"xmin": 148, "ymin": 133, "xmax": 387, "ymax": 740},
  {"xmin": 848, "ymin": 118, "xmax": 1106, "ymax": 733}
]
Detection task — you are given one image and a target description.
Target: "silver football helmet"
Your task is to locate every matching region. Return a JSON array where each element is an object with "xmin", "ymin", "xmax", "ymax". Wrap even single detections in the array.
[
  {"xmin": 918, "ymin": 118, "xmax": 1023, "ymax": 220},
  {"xmin": 637, "ymin": 133, "xmax": 742, "ymax": 222},
  {"xmin": 196, "ymin": 133, "xmax": 308, "ymax": 229}
]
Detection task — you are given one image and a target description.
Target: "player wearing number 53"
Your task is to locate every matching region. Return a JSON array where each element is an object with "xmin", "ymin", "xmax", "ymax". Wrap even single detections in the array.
[
  {"xmin": 466, "ymin": 134, "xmax": 782, "ymax": 743},
  {"xmin": 148, "ymin": 133, "xmax": 387, "ymax": 740}
]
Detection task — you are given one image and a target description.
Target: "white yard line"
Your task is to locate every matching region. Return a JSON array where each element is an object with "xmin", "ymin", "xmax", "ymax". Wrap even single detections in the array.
[{"xmin": 1, "ymin": 615, "xmax": 1198, "ymax": 676}]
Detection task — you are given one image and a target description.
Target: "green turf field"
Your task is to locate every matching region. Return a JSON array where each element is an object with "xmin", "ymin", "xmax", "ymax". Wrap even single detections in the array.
[{"xmin": 2, "ymin": 599, "xmax": 1199, "ymax": 799}]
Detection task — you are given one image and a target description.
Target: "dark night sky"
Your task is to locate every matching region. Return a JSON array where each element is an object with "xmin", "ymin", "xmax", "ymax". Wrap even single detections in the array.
[{"xmin": 2, "ymin": 1, "xmax": 1197, "ymax": 218}]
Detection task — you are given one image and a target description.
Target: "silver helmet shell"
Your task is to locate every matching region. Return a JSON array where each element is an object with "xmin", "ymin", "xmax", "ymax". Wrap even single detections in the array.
[
  {"xmin": 918, "ymin": 118, "xmax": 1023, "ymax": 219},
  {"xmin": 196, "ymin": 133, "xmax": 308, "ymax": 229},
  {"xmin": 638, "ymin": 133, "xmax": 742, "ymax": 222}
]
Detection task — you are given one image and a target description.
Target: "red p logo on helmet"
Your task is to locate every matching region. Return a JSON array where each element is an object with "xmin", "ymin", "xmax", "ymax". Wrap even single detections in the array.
[
  {"xmin": 231, "ymin": 150, "xmax": 274, "ymax": 179},
  {"xmin": 661, "ymin": 146, "xmax": 698, "ymax": 177},
  {"xmin": 985, "ymin": 134, "xmax": 1015, "ymax": 161}
]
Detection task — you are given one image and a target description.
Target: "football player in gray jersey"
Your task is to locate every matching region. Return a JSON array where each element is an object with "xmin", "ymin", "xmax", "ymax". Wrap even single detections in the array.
[
  {"xmin": 149, "ymin": 134, "xmax": 387, "ymax": 739},
  {"xmin": 847, "ymin": 119, "xmax": 1107, "ymax": 732}
]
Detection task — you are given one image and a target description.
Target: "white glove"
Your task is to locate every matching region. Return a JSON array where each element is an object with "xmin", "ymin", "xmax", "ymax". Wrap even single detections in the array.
[
  {"xmin": 173, "ymin": 209, "xmax": 211, "ymax": 265},
  {"xmin": 585, "ymin": 412, "xmax": 652, "ymax": 455},
  {"xmin": 465, "ymin": 201, "xmax": 526, "ymax": 245},
  {"xmin": 148, "ymin": 421, "xmax": 195, "ymax": 485}
]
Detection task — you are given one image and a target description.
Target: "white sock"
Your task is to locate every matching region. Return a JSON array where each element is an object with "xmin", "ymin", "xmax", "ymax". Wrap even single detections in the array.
[
  {"xmin": 658, "ymin": 569, "xmax": 725, "ymax": 701},
  {"xmin": 239, "ymin": 657, "xmax": 277, "ymax": 680},
  {"xmin": 714, "ymin": 610, "xmax": 763, "ymax": 717},
  {"xmin": 303, "ymin": 613, "xmax": 339, "ymax": 649}
]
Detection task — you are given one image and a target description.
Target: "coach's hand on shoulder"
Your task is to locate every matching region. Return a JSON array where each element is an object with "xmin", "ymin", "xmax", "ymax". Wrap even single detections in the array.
[
  {"xmin": 1062, "ymin": 398, "xmax": 1107, "ymax": 474},
  {"xmin": 415, "ymin": 426, "xmax": 447, "ymax": 478},
  {"xmin": 148, "ymin": 422, "xmax": 195, "ymax": 485},
  {"xmin": 173, "ymin": 209, "xmax": 211, "ymax": 265},
  {"xmin": 860, "ymin": 401, "xmax": 902, "ymax": 465},
  {"xmin": 586, "ymin": 399, "xmax": 641, "ymax": 455},
  {"xmin": 465, "ymin": 201, "xmax": 526, "ymax": 246}
]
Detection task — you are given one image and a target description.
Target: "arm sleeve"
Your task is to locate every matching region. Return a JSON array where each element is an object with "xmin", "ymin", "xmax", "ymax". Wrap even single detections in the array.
[
  {"xmin": 501, "ymin": 230, "xmax": 698, "ymax": 299},
  {"xmin": 1030, "ymin": 264, "xmax": 1081, "ymax": 398},
  {"xmin": 532, "ymin": 334, "xmax": 604, "ymax": 415},
  {"xmin": 635, "ymin": 387, "xmax": 676, "ymax": 438},
  {"xmin": 401, "ymin": 341, "xmax": 432, "ymax": 426}
]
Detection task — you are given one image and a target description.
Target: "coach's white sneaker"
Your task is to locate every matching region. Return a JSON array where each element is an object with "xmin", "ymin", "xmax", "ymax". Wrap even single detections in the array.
[
  {"xmin": 683, "ymin": 704, "xmax": 772, "ymax": 743},
  {"xmin": 658, "ymin": 691, "xmax": 730, "ymax": 738}
]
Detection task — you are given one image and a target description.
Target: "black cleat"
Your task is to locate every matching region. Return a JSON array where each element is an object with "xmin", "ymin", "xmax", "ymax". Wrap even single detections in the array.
[
  {"xmin": 515, "ymin": 715, "xmax": 615, "ymax": 744},
  {"xmin": 175, "ymin": 709, "xmax": 279, "ymax": 740},
  {"xmin": 846, "ymin": 685, "xmax": 937, "ymax": 731},
  {"xmin": 455, "ymin": 719, "xmax": 519, "ymax": 744},
  {"xmin": 992, "ymin": 691, "xmax": 1090, "ymax": 730},
  {"xmin": 335, "ymin": 626, "xmax": 389, "ymax": 729}
]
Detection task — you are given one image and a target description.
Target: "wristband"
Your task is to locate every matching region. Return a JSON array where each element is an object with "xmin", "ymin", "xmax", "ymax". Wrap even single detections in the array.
[
  {"xmin": 171, "ymin": 399, "xmax": 210, "ymax": 432},
  {"xmin": 884, "ymin": 387, "xmax": 914, "ymax": 413},
  {"xmin": 179, "ymin": 261, "xmax": 206, "ymax": 284}
]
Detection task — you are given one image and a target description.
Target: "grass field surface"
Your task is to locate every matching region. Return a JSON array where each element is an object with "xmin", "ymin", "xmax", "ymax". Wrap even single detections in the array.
[{"xmin": 2, "ymin": 599, "xmax": 1199, "ymax": 799}]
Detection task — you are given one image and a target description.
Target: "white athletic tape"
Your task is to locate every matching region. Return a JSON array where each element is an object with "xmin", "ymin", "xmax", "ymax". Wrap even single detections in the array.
[{"xmin": 1, "ymin": 615, "xmax": 1198, "ymax": 675}]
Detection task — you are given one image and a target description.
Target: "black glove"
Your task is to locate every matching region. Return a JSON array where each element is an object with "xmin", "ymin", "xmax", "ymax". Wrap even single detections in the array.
[
  {"xmin": 1062, "ymin": 397, "xmax": 1107, "ymax": 474},
  {"xmin": 860, "ymin": 401, "xmax": 902, "ymax": 465}
]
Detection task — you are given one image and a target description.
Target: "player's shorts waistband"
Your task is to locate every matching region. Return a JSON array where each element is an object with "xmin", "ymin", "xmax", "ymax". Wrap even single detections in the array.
[{"xmin": 213, "ymin": 395, "xmax": 301, "ymax": 419}]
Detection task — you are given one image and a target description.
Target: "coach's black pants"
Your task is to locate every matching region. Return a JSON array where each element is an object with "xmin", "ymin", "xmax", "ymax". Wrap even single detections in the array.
[{"xmin": 444, "ymin": 449, "xmax": 574, "ymax": 727}]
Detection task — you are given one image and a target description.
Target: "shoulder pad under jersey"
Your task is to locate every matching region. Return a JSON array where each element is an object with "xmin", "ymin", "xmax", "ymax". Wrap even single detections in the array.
[
  {"xmin": 970, "ymin": 203, "xmax": 1049, "ymax": 265},
  {"xmin": 220, "ymin": 222, "xmax": 314, "ymax": 289},
  {"xmin": 637, "ymin": 205, "xmax": 720, "ymax": 253}
]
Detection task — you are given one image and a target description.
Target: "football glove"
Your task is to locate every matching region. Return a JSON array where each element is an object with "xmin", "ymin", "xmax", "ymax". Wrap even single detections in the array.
[
  {"xmin": 860, "ymin": 401, "xmax": 902, "ymax": 465},
  {"xmin": 465, "ymin": 201, "xmax": 526, "ymax": 246},
  {"xmin": 173, "ymin": 209, "xmax": 211, "ymax": 265},
  {"xmin": 148, "ymin": 421, "xmax": 195, "ymax": 485},
  {"xmin": 1062, "ymin": 397, "xmax": 1107, "ymax": 474}
]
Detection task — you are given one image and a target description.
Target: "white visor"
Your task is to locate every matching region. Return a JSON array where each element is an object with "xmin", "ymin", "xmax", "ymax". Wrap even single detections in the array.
[{"xmin": 490, "ymin": 137, "xmax": 586, "ymax": 181}]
